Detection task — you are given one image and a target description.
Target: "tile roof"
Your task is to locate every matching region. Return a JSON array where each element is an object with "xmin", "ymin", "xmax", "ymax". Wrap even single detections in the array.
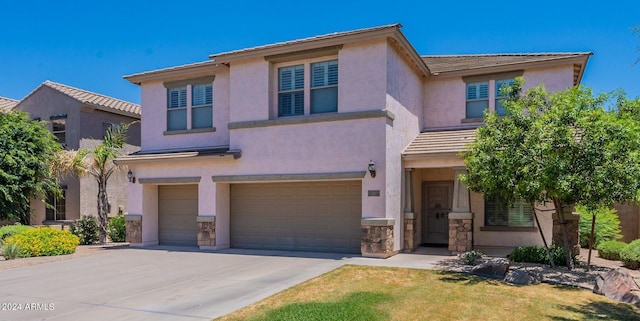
[
  {"xmin": 403, "ymin": 128, "xmax": 477, "ymax": 156},
  {"xmin": 422, "ymin": 53, "xmax": 592, "ymax": 74},
  {"xmin": 210, "ymin": 24, "xmax": 401, "ymax": 60},
  {"xmin": 42, "ymin": 81, "xmax": 140, "ymax": 117},
  {"xmin": 0, "ymin": 96, "xmax": 18, "ymax": 111}
]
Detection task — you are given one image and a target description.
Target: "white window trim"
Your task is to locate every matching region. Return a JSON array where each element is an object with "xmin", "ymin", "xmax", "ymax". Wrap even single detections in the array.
[{"xmin": 272, "ymin": 56, "xmax": 338, "ymax": 118}]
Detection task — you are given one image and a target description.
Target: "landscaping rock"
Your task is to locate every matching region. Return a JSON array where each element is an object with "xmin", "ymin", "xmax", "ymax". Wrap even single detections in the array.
[
  {"xmin": 593, "ymin": 268, "xmax": 640, "ymax": 305},
  {"xmin": 504, "ymin": 269, "xmax": 542, "ymax": 285},
  {"xmin": 471, "ymin": 258, "xmax": 510, "ymax": 279}
]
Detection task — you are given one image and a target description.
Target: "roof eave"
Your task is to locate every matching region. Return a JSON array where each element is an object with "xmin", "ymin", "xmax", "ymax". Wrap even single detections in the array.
[
  {"xmin": 124, "ymin": 62, "xmax": 225, "ymax": 85},
  {"xmin": 83, "ymin": 103, "xmax": 141, "ymax": 119},
  {"xmin": 429, "ymin": 54, "xmax": 593, "ymax": 80}
]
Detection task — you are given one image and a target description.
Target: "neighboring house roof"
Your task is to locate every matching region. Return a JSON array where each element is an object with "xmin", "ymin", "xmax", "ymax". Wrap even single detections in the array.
[
  {"xmin": 20, "ymin": 81, "xmax": 141, "ymax": 118},
  {"xmin": 0, "ymin": 96, "xmax": 18, "ymax": 111},
  {"xmin": 125, "ymin": 24, "xmax": 431, "ymax": 84},
  {"xmin": 422, "ymin": 53, "xmax": 592, "ymax": 85},
  {"xmin": 403, "ymin": 128, "xmax": 477, "ymax": 158}
]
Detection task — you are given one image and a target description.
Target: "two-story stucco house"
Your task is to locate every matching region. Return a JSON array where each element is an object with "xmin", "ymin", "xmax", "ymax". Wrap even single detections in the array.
[
  {"xmin": 13, "ymin": 81, "xmax": 141, "ymax": 225},
  {"xmin": 118, "ymin": 24, "xmax": 625, "ymax": 257}
]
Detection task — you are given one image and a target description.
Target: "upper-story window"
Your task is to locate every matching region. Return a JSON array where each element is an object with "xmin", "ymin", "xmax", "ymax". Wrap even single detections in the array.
[
  {"xmin": 50, "ymin": 114, "xmax": 67, "ymax": 146},
  {"xmin": 495, "ymin": 79, "xmax": 514, "ymax": 116},
  {"xmin": 465, "ymin": 82, "xmax": 489, "ymax": 118},
  {"xmin": 278, "ymin": 59, "xmax": 338, "ymax": 117},
  {"xmin": 191, "ymin": 83, "xmax": 213, "ymax": 129},
  {"xmin": 463, "ymin": 71, "xmax": 522, "ymax": 120},
  {"xmin": 167, "ymin": 86, "xmax": 187, "ymax": 130},
  {"xmin": 165, "ymin": 77, "xmax": 214, "ymax": 132}
]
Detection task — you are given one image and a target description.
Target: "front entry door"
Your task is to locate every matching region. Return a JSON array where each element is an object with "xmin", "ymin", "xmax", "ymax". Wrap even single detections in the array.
[{"xmin": 422, "ymin": 182, "xmax": 453, "ymax": 245}]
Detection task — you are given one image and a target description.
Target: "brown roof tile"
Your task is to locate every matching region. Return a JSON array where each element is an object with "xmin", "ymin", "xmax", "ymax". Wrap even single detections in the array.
[
  {"xmin": 42, "ymin": 81, "xmax": 140, "ymax": 117},
  {"xmin": 403, "ymin": 128, "xmax": 477, "ymax": 156},
  {"xmin": 0, "ymin": 96, "xmax": 18, "ymax": 111},
  {"xmin": 422, "ymin": 53, "xmax": 591, "ymax": 74}
]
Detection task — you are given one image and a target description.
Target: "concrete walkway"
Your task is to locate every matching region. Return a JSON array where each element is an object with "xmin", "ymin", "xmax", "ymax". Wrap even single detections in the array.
[{"xmin": 0, "ymin": 246, "xmax": 453, "ymax": 321}]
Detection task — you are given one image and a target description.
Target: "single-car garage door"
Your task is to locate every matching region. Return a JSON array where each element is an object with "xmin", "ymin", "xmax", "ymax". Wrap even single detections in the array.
[
  {"xmin": 231, "ymin": 181, "xmax": 361, "ymax": 253},
  {"xmin": 158, "ymin": 185, "xmax": 198, "ymax": 246}
]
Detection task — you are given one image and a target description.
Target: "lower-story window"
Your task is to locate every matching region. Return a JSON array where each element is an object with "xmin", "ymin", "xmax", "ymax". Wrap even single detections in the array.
[
  {"xmin": 45, "ymin": 190, "xmax": 66, "ymax": 221},
  {"xmin": 485, "ymin": 196, "xmax": 533, "ymax": 227}
]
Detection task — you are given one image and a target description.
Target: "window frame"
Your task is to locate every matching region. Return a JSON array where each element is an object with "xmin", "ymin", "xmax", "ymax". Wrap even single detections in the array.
[
  {"xmin": 45, "ymin": 189, "xmax": 66, "ymax": 221},
  {"xmin": 163, "ymin": 76, "xmax": 215, "ymax": 133},
  {"xmin": 462, "ymin": 71, "xmax": 523, "ymax": 122},
  {"xmin": 484, "ymin": 196, "xmax": 534, "ymax": 228},
  {"xmin": 274, "ymin": 57, "xmax": 339, "ymax": 118},
  {"xmin": 50, "ymin": 114, "xmax": 67, "ymax": 147},
  {"xmin": 495, "ymin": 79, "xmax": 515, "ymax": 116}
]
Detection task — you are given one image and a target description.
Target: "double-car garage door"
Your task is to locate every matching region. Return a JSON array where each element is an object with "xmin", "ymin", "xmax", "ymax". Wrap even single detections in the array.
[
  {"xmin": 157, "ymin": 181, "xmax": 362, "ymax": 253},
  {"xmin": 231, "ymin": 181, "xmax": 362, "ymax": 253}
]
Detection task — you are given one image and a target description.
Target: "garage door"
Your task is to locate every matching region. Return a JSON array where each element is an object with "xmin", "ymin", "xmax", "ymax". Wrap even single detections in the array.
[
  {"xmin": 158, "ymin": 185, "xmax": 198, "ymax": 246},
  {"xmin": 231, "ymin": 181, "xmax": 361, "ymax": 253}
]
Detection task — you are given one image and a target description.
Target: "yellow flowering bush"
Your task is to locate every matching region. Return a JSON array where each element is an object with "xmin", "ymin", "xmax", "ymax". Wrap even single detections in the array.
[{"xmin": 5, "ymin": 227, "xmax": 79, "ymax": 257}]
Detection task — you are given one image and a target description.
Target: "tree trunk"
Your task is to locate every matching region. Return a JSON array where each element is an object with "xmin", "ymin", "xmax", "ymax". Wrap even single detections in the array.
[
  {"xmin": 553, "ymin": 198, "xmax": 574, "ymax": 270},
  {"xmin": 531, "ymin": 203, "xmax": 555, "ymax": 268},
  {"xmin": 97, "ymin": 178, "xmax": 109, "ymax": 244},
  {"xmin": 587, "ymin": 213, "xmax": 596, "ymax": 271}
]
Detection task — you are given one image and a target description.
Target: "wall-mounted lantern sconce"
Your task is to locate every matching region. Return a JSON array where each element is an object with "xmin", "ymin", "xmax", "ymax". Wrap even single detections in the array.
[
  {"xmin": 368, "ymin": 160, "xmax": 376, "ymax": 178},
  {"xmin": 127, "ymin": 169, "xmax": 136, "ymax": 183}
]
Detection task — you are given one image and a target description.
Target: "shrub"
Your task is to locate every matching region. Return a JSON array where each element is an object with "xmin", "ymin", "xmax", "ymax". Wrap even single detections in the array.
[
  {"xmin": 597, "ymin": 240, "xmax": 627, "ymax": 261},
  {"xmin": 460, "ymin": 251, "xmax": 485, "ymax": 265},
  {"xmin": 0, "ymin": 225, "xmax": 34, "ymax": 241},
  {"xmin": 2, "ymin": 241, "xmax": 23, "ymax": 260},
  {"xmin": 578, "ymin": 205, "xmax": 622, "ymax": 248},
  {"xmin": 107, "ymin": 213, "xmax": 126, "ymax": 242},
  {"xmin": 71, "ymin": 215, "xmax": 99, "ymax": 245},
  {"xmin": 509, "ymin": 244, "xmax": 576, "ymax": 267},
  {"xmin": 4, "ymin": 227, "xmax": 78, "ymax": 257},
  {"xmin": 620, "ymin": 239, "xmax": 640, "ymax": 269}
]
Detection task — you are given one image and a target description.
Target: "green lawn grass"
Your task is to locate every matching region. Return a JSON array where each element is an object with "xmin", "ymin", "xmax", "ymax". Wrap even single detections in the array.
[{"xmin": 215, "ymin": 265, "xmax": 640, "ymax": 321}]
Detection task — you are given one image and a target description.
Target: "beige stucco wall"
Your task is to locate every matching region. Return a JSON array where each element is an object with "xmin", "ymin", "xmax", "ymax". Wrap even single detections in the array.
[{"xmin": 615, "ymin": 203, "xmax": 640, "ymax": 242}]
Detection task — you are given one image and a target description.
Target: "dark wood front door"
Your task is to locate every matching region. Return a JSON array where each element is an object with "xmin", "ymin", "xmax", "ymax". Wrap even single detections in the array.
[{"xmin": 422, "ymin": 182, "xmax": 453, "ymax": 245}]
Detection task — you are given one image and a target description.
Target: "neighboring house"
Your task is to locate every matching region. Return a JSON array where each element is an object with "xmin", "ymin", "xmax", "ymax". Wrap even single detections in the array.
[
  {"xmin": 13, "ymin": 81, "xmax": 141, "ymax": 225},
  {"xmin": 0, "ymin": 96, "xmax": 18, "ymax": 111},
  {"xmin": 118, "ymin": 24, "xmax": 634, "ymax": 257}
]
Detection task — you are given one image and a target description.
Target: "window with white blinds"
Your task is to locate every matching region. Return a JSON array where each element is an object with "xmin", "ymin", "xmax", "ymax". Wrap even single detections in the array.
[
  {"xmin": 311, "ymin": 60, "xmax": 338, "ymax": 114},
  {"xmin": 495, "ymin": 79, "xmax": 514, "ymax": 116},
  {"xmin": 192, "ymin": 83, "xmax": 213, "ymax": 129},
  {"xmin": 278, "ymin": 65, "xmax": 305, "ymax": 116},
  {"xmin": 485, "ymin": 197, "xmax": 534, "ymax": 227},
  {"xmin": 466, "ymin": 82, "xmax": 489, "ymax": 118},
  {"xmin": 277, "ymin": 59, "xmax": 338, "ymax": 117}
]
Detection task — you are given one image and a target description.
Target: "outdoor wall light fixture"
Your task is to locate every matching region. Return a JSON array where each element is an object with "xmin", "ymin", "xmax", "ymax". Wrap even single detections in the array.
[
  {"xmin": 127, "ymin": 169, "xmax": 136, "ymax": 183},
  {"xmin": 368, "ymin": 160, "xmax": 376, "ymax": 178}
]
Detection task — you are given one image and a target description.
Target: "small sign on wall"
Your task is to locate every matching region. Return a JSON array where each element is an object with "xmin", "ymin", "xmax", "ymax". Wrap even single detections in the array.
[{"xmin": 368, "ymin": 190, "xmax": 380, "ymax": 197}]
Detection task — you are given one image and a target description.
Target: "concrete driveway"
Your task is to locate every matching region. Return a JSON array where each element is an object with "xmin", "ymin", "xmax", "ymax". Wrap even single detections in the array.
[{"xmin": 0, "ymin": 247, "xmax": 450, "ymax": 321}]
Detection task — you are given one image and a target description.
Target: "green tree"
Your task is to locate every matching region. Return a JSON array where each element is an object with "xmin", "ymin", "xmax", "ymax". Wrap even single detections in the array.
[
  {"xmin": 0, "ymin": 111, "xmax": 62, "ymax": 224},
  {"xmin": 74, "ymin": 123, "xmax": 131, "ymax": 244},
  {"xmin": 462, "ymin": 78, "xmax": 640, "ymax": 269}
]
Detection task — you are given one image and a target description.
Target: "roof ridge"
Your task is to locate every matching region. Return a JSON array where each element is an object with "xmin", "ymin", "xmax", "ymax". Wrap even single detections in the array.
[{"xmin": 43, "ymin": 80, "xmax": 140, "ymax": 107}]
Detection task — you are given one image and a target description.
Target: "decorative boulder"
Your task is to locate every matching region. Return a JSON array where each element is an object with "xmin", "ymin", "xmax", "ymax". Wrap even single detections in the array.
[
  {"xmin": 504, "ymin": 269, "xmax": 542, "ymax": 285},
  {"xmin": 471, "ymin": 258, "xmax": 510, "ymax": 279},
  {"xmin": 593, "ymin": 268, "xmax": 640, "ymax": 305}
]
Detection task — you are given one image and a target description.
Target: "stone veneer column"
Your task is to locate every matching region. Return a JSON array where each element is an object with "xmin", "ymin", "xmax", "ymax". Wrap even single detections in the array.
[
  {"xmin": 552, "ymin": 205, "xmax": 580, "ymax": 256},
  {"xmin": 361, "ymin": 218, "xmax": 396, "ymax": 258},
  {"xmin": 125, "ymin": 214, "xmax": 142, "ymax": 245},
  {"xmin": 403, "ymin": 168, "xmax": 416, "ymax": 252},
  {"xmin": 197, "ymin": 216, "xmax": 216, "ymax": 249},
  {"xmin": 448, "ymin": 167, "xmax": 473, "ymax": 253}
]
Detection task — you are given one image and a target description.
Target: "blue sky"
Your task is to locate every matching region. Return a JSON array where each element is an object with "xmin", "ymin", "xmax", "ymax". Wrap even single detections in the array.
[{"xmin": 0, "ymin": 1, "xmax": 638, "ymax": 104}]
